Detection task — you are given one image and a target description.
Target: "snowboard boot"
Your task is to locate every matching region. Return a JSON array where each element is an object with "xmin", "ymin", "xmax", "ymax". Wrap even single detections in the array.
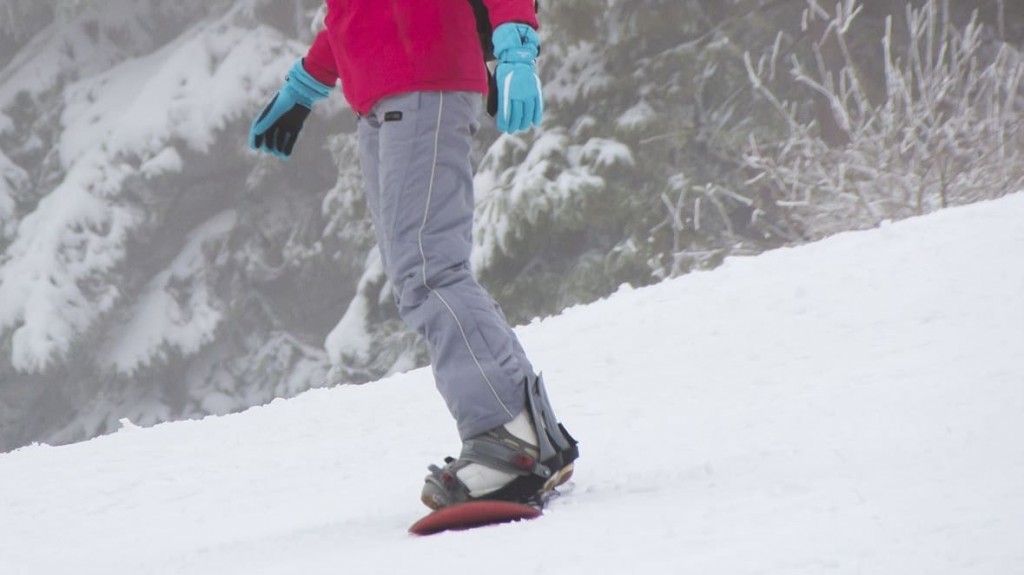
[{"xmin": 421, "ymin": 374, "xmax": 579, "ymax": 510}]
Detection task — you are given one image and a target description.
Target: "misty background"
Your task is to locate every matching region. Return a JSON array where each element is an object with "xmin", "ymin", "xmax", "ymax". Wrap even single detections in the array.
[{"xmin": 1, "ymin": 0, "xmax": 1021, "ymax": 452}]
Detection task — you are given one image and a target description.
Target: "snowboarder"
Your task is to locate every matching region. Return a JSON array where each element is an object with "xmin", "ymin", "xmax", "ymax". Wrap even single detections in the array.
[{"xmin": 249, "ymin": 0, "xmax": 577, "ymax": 509}]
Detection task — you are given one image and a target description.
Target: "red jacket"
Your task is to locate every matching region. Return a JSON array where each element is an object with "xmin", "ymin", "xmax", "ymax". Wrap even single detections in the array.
[{"xmin": 303, "ymin": 0, "xmax": 539, "ymax": 115}]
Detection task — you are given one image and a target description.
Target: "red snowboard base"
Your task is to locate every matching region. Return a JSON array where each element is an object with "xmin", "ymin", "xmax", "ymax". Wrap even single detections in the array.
[{"xmin": 409, "ymin": 500, "xmax": 542, "ymax": 536}]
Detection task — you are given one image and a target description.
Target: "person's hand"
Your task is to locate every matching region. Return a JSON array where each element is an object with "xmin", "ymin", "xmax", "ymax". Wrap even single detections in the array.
[
  {"xmin": 492, "ymin": 23, "xmax": 543, "ymax": 134},
  {"xmin": 249, "ymin": 59, "xmax": 332, "ymax": 159}
]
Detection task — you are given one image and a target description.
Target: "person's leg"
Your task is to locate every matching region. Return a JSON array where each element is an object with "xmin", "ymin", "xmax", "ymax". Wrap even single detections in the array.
[
  {"xmin": 357, "ymin": 108, "xmax": 388, "ymax": 272},
  {"xmin": 370, "ymin": 91, "xmax": 534, "ymax": 440}
]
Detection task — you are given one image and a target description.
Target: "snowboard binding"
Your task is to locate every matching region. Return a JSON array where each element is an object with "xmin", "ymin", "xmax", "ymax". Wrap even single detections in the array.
[{"xmin": 421, "ymin": 374, "xmax": 579, "ymax": 510}]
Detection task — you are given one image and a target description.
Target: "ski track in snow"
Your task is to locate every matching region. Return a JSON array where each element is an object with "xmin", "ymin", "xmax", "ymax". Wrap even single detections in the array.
[{"xmin": 2, "ymin": 195, "xmax": 1023, "ymax": 574}]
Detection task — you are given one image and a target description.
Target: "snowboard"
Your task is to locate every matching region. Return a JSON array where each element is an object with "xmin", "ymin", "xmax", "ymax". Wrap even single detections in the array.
[{"xmin": 409, "ymin": 500, "xmax": 541, "ymax": 536}]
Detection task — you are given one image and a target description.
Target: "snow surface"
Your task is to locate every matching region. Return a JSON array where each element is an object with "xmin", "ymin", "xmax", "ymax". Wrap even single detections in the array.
[{"xmin": 2, "ymin": 194, "xmax": 1023, "ymax": 574}]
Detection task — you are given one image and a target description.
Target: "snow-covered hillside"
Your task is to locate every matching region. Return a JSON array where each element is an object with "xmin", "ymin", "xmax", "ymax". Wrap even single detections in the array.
[{"xmin": 1, "ymin": 194, "xmax": 1022, "ymax": 574}]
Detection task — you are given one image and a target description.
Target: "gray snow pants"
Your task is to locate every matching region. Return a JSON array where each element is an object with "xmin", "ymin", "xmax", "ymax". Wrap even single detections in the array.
[{"xmin": 357, "ymin": 91, "xmax": 534, "ymax": 440}]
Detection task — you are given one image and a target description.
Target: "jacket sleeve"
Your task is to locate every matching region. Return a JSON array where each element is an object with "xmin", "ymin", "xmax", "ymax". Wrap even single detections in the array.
[
  {"xmin": 303, "ymin": 29, "xmax": 339, "ymax": 87},
  {"xmin": 483, "ymin": 0, "xmax": 539, "ymax": 30}
]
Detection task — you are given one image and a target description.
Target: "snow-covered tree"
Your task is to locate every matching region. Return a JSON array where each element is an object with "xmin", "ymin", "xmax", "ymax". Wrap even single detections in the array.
[
  {"xmin": 0, "ymin": 0, "xmax": 342, "ymax": 448},
  {"xmin": 741, "ymin": 0, "xmax": 1024, "ymax": 240}
]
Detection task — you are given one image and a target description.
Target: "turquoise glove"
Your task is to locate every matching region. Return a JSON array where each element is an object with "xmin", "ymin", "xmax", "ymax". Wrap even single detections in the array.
[
  {"xmin": 492, "ymin": 23, "xmax": 543, "ymax": 134},
  {"xmin": 249, "ymin": 59, "xmax": 332, "ymax": 159}
]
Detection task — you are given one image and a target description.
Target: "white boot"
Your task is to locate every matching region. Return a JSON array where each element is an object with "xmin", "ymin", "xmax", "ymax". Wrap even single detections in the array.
[
  {"xmin": 421, "ymin": 374, "xmax": 579, "ymax": 510},
  {"xmin": 455, "ymin": 410, "xmax": 539, "ymax": 497}
]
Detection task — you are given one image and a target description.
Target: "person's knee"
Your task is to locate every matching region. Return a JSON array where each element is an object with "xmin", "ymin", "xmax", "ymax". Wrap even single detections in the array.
[{"xmin": 392, "ymin": 260, "xmax": 472, "ymax": 311}]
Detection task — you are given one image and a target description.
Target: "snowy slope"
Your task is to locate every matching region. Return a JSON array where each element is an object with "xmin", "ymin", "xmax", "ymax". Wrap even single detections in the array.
[{"xmin": 2, "ymin": 194, "xmax": 1023, "ymax": 575}]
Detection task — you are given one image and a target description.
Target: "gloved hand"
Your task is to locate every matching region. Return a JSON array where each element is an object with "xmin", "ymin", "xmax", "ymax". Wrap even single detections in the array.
[
  {"xmin": 492, "ymin": 23, "xmax": 543, "ymax": 134},
  {"xmin": 249, "ymin": 59, "xmax": 332, "ymax": 159}
]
